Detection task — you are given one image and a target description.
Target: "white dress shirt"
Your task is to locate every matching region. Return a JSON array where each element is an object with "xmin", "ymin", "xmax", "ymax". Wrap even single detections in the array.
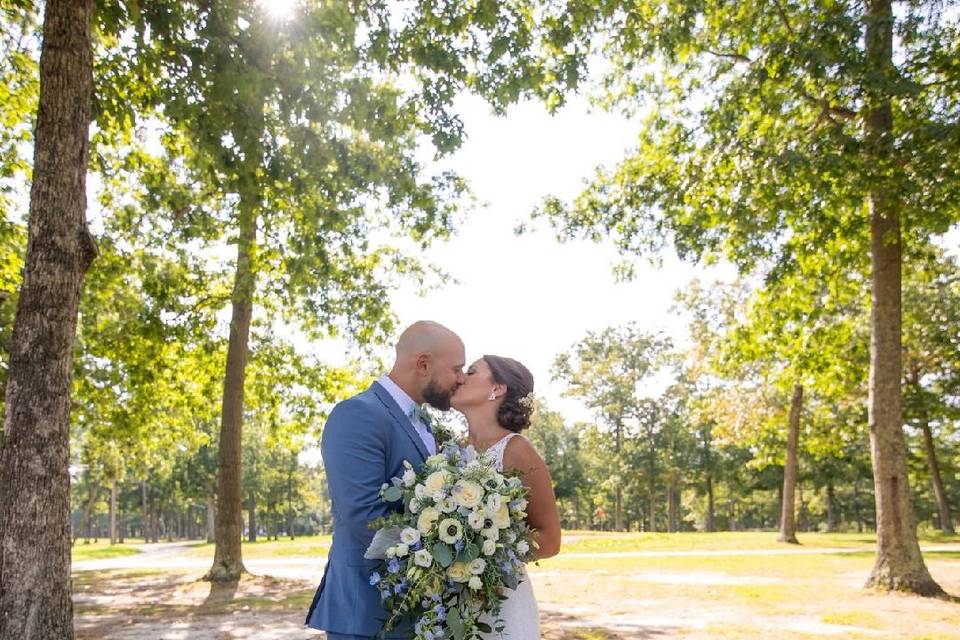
[{"xmin": 377, "ymin": 374, "xmax": 436, "ymax": 455}]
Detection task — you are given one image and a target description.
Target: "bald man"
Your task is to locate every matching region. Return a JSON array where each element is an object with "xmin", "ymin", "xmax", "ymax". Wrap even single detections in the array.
[{"xmin": 306, "ymin": 321, "xmax": 466, "ymax": 639}]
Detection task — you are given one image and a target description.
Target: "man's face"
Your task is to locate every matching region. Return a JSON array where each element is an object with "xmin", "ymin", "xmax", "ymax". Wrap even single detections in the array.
[{"xmin": 421, "ymin": 339, "xmax": 466, "ymax": 410}]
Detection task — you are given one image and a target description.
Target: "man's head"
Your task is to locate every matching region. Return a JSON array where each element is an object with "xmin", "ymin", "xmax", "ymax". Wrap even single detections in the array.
[{"xmin": 389, "ymin": 321, "xmax": 466, "ymax": 410}]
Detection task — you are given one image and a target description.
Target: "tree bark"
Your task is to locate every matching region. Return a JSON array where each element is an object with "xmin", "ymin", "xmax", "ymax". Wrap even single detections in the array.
[
  {"xmin": 206, "ymin": 176, "xmax": 258, "ymax": 582},
  {"xmin": 109, "ymin": 480, "xmax": 117, "ymax": 545},
  {"xmin": 206, "ymin": 494, "xmax": 216, "ymax": 543},
  {"xmin": 862, "ymin": 0, "xmax": 943, "ymax": 596},
  {"xmin": 918, "ymin": 416, "xmax": 954, "ymax": 534},
  {"xmin": 0, "ymin": 2, "xmax": 96, "ymax": 637},
  {"xmin": 614, "ymin": 421, "xmax": 623, "ymax": 531},
  {"xmin": 247, "ymin": 492, "xmax": 257, "ymax": 543},
  {"xmin": 778, "ymin": 384, "xmax": 802, "ymax": 543},
  {"xmin": 705, "ymin": 473, "xmax": 715, "ymax": 533},
  {"xmin": 826, "ymin": 482, "xmax": 837, "ymax": 533}
]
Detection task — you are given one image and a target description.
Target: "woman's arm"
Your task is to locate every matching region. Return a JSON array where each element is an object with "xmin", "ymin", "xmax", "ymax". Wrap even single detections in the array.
[{"xmin": 503, "ymin": 435, "xmax": 562, "ymax": 559}]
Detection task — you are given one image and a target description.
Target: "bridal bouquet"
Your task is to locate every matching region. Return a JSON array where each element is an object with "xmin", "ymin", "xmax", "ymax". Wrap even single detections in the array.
[{"xmin": 365, "ymin": 443, "xmax": 537, "ymax": 640}]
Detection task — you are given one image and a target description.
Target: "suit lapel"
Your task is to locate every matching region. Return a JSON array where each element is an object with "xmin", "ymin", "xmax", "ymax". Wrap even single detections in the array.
[{"xmin": 371, "ymin": 381, "xmax": 429, "ymax": 462}]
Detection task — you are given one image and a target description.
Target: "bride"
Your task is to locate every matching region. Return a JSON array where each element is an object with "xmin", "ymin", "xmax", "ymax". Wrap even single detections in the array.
[{"xmin": 450, "ymin": 355, "xmax": 562, "ymax": 639}]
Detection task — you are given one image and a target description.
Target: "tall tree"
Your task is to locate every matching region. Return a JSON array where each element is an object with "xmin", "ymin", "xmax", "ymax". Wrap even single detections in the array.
[
  {"xmin": 553, "ymin": 325, "xmax": 672, "ymax": 531},
  {"xmin": 522, "ymin": 0, "xmax": 957, "ymax": 594},
  {"xmin": 0, "ymin": 1, "xmax": 96, "ymax": 637}
]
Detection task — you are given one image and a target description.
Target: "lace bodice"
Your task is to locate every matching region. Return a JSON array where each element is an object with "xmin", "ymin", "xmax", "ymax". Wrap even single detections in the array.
[{"xmin": 483, "ymin": 433, "xmax": 520, "ymax": 472}]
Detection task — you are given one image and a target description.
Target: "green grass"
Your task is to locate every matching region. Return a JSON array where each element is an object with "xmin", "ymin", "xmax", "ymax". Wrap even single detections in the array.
[
  {"xmin": 559, "ymin": 530, "xmax": 960, "ymax": 554},
  {"xmin": 71, "ymin": 542, "xmax": 142, "ymax": 561},
  {"xmin": 178, "ymin": 534, "xmax": 333, "ymax": 558}
]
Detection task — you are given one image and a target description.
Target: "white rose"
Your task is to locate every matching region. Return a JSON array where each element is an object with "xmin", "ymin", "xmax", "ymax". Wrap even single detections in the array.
[
  {"xmin": 395, "ymin": 543, "xmax": 410, "ymax": 557},
  {"xmin": 409, "ymin": 499, "xmax": 421, "ymax": 514},
  {"xmin": 424, "ymin": 471, "xmax": 451, "ymax": 495},
  {"xmin": 481, "ymin": 526, "xmax": 500, "ymax": 541},
  {"xmin": 468, "ymin": 576, "xmax": 483, "ymax": 590},
  {"xmin": 402, "ymin": 469, "xmax": 417, "ymax": 487},
  {"xmin": 516, "ymin": 540, "xmax": 530, "ymax": 555},
  {"xmin": 451, "ymin": 480, "xmax": 484, "ymax": 509},
  {"xmin": 400, "ymin": 527, "xmax": 421, "ymax": 546},
  {"xmin": 469, "ymin": 558, "xmax": 486, "ymax": 575},
  {"xmin": 425, "ymin": 453, "xmax": 446, "ymax": 467},
  {"xmin": 484, "ymin": 493, "xmax": 502, "ymax": 514},
  {"xmin": 386, "ymin": 546, "xmax": 397, "ymax": 558},
  {"xmin": 414, "ymin": 549, "xmax": 433, "ymax": 568},
  {"xmin": 482, "ymin": 538, "xmax": 497, "ymax": 556},
  {"xmin": 446, "ymin": 561, "xmax": 471, "ymax": 583},
  {"xmin": 415, "ymin": 484, "xmax": 430, "ymax": 500},
  {"xmin": 467, "ymin": 510, "xmax": 486, "ymax": 531},
  {"xmin": 417, "ymin": 507, "xmax": 440, "ymax": 535}
]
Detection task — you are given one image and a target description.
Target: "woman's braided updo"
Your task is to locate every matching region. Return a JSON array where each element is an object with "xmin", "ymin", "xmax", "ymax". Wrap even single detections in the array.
[{"xmin": 483, "ymin": 355, "xmax": 535, "ymax": 432}]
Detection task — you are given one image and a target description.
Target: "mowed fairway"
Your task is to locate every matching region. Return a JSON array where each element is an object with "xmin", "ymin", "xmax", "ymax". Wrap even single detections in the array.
[{"xmin": 71, "ymin": 531, "xmax": 960, "ymax": 639}]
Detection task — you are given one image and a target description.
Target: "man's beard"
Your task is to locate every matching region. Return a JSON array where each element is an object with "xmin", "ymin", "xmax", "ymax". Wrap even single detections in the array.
[{"xmin": 423, "ymin": 377, "xmax": 458, "ymax": 411}]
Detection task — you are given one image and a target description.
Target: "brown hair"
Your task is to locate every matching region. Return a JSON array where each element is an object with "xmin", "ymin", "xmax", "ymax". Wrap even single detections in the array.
[{"xmin": 483, "ymin": 355, "xmax": 535, "ymax": 432}]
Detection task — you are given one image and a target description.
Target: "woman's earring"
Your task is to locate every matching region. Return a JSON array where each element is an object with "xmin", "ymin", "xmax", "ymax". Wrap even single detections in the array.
[{"xmin": 488, "ymin": 390, "xmax": 497, "ymax": 401}]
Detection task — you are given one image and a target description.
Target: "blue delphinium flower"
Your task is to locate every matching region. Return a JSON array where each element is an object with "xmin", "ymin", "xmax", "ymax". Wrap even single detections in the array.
[
  {"xmin": 430, "ymin": 593, "xmax": 442, "ymax": 603},
  {"xmin": 411, "ymin": 540, "xmax": 424, "ymax": 552},
  {"xmin": 434, "ymin": 604, "xmax": 447, "ymax": 621},
  {"xmin": 388, "ymin": 558, "xmax": 401, "ymax": 574},
  {"xmin": 454, "ymin": 540, "xmax": 465, "ymax": 553},
  {"xmin": 369, "ymin": 572, "xmax": 381, "ymax": 586}
]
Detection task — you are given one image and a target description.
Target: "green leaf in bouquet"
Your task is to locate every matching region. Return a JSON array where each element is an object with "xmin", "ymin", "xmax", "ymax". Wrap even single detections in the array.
[
  {"xmin": 502, "ymin": 572, "xmax": 519, "ymax": 590},
  {"xmin": 447, "ymin": 606, "xmax": 465, "ymax": 640},
  {"xmin": 457, "ymin": 542, "xmax": 479, "ymax": 563},
  {"xmin": 383, "ymin": 486, "xmax": 403, "ymax": 502},
  {"xmin": 432, "ymin": 542, "xmax": 454, "ymax": 567},
  {"xmin": 476, "ymin": 622, "xmax": 493, "ymax": 633}
]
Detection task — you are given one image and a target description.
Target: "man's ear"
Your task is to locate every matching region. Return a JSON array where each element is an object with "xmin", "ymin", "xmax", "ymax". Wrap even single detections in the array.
[{"xmin": 415, "ymin": 353, "xmax": 431, "ymax": 375}]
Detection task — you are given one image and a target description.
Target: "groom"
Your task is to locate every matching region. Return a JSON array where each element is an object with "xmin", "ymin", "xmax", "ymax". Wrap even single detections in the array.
[{"xmin": 305, "ymin": 320, "xmax": 466, "ymax": 639}]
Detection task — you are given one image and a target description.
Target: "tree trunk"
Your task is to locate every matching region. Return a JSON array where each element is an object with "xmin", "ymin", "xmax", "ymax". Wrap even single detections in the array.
[
  {"xmin": 109, "ymin": 480, "xmax": 117, "ymax": 545},
  {"xmin": 918, "ymin": 415, "xmax": 954, "ymax": 534},
  {"xmin": 206, "ymin": 494, "xmax": 216, "ymax": 543},
  {"xmin": 247, "ymin": 492, "xmax": 257, "ymax": 543},
  {"xmin": 705, "ymin": 473, "xmax": 715, "ymax": 533},
  {"xmin": 667, "ymin": 475, "xmax": 678, "ymax": 533},
  {"xmin": 862, "ymin": 0, "xmax": 943, "ymax": 597},
  {"xmin": 853, "ymin": 479, "xmax": 864, "ymax": 533},
  {"xmin": 728, "ymin": 498, "xmax": 737, "ymax": 532},
  {"xmin": 0, "ymin": 2, "xmax": 96, "ymax": 637},
  {"xmin": 614, "ymin": 421, "xmax": 623, "ymax": 531},
  {"xmin": 206, "ymin": 177, "xmax": 259, "ymax": 582},
  {"xmin": 826, "ymin": 482, "xmax": 837, "ymax": 533},
  {"xmin": 778, "ymin": 384, "xmax": 802, "ymax": 544},
  {"xmin": 79, "ymin": 481, "xmax": 101, "ymax": 544}
]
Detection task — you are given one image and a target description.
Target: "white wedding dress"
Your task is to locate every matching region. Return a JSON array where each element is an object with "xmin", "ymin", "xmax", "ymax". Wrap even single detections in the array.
[{"xmin": 477, "ymin": 433, "xmax": 540, "ymax": 639}]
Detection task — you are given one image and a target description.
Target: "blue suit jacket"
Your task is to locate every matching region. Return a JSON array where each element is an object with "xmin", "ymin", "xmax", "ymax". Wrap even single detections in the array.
[{"xmin": 306, "ymin": 381, "xmax": 429, "ymax": 637}]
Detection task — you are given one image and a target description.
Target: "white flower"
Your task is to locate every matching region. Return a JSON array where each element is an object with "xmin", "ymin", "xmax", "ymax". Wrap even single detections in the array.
[
  {"xmin": 380, "ymin": 482, "xmax": 390, "ymax": 492},
  {"xmin": 424, "ymin": 470, "xmax": 451, "ymax": 495},
  {"xmin": 403, "ymin": 460, "xmax": 413, "ymax": 470},
  {"xmin": 446, "ymin": 561, "xmax": 471, "ymax": 582},
  {"xmin": 482, "ymin": 474, "xmax": 503, "ymax": 491},
  {"xmin": 452, "ymin": 480, "xmax": 484, "ymax": 509},
  {"xmin": 484, "ymin": 493, "xmax": 502, "ymax": 515},
  {"xmin": 414, "ymin": 549, "xmax": 433, "ymax": 568},
  {"xmin": 400, "ymin": 527, "xmax": 421, "ymax": 546},
  {"xmin": 516, "ymin": 540, "xmax": 530, "ymax": 555},
  {"xmin": 415, "ymin": 484, "xmax": 431, "ymax": 500},
  {"xmin": 468, "ymin": 576, "xmax": 483, "ymax": 590},
  {"xmin": 438, "ymin": 518, "xmax": 464, "ymax": 544},
  {"xmin": 402, "ymin": 469, "xmax": 417, "ymax": 487},
  {"xmin": 481, "ymin": 526, "xmax": 500, "ymax": 541},
  {"xmin": 395, "ymin": 543, "xmax": 410, "ymax": 557},
  {"xmin": 510, "ymin": 498, "xmax": 528, "ymax": 513},
  {"xmin": 492, "ymin": 503, "xmax": 511, "ymax": 529},
  {"xmin": 482, "ymin": 538, "xmax": 497, "ymax": 556},
  {"xmin": 386, "ymin": 546, "xmax": 397, "ymax": 558},
  {"xmin": 467, "ymin": 510, "xmax": 486, "ymax": 531},
  {"xmin": 438, "ymin": 496, "xmax": 457, "ymax": 513},
  {"xmin": 417, "ymin": 507, "xmax": 440, "ymax": 535},
  {"xmin": 468, "ymin": 558, "xmax": 486, "ymax": 575},
  {"xmin": 409, "ymin": 499, "xmax": 421, "ymax": 514},
  {"xmin": 504, "ymin": 529, "xmax": 517, "ymax": 544},
  {"xmin": 507, "ymin": 476, "xmax": 523, "ymax": 489},
  {"xmin": 425, "ymin": 453, "xmax": 446, "ymax": 467}
]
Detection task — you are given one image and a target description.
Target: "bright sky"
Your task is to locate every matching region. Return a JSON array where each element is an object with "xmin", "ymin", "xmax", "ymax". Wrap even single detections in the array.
[{"xmin": 319, "ymin": 93, "xmax": 738, "ymax": 425}]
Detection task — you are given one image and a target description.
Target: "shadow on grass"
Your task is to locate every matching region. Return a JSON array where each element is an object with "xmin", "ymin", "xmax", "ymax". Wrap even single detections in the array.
[{"xmin": 542, "ymin": 609, "xmax": 673, "ymax": 639}]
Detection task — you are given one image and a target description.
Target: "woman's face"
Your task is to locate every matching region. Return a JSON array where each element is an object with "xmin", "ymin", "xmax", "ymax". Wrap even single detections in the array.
[{"xmin": 451, "ymin": 358, "xmax": 499, "ymax": 412}]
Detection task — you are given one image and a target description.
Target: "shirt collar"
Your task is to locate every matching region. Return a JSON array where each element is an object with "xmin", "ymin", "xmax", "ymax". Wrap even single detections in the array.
[{"xmin": 377, "ymin": 373, "xmax": 417, "ymax": 417}]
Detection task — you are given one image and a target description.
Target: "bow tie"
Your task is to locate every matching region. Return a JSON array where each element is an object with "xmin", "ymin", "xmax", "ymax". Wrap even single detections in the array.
[{"xmin": 409, "ymin": 404, "xmax": 432, "ymax": 429}]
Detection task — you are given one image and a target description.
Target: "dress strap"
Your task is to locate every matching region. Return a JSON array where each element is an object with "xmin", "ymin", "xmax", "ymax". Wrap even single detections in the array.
[{"xmin": 487, "ymin": 433, "xmax": 520, "ymax": 472}]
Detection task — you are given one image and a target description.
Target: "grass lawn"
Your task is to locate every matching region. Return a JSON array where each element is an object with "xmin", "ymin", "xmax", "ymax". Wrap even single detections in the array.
[{"xmin": 71, "ymin": 541, "xmax": 143, "ymax": 561}]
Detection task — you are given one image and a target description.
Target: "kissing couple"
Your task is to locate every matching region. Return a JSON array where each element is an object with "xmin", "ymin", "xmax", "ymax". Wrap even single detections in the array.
[{"xmin": 305, "ymin": 320, "xmax": 561, "ymax": 638}]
